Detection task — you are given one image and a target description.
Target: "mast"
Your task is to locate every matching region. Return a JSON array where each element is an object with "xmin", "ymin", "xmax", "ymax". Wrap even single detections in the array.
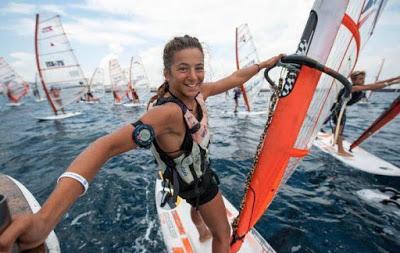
[{"xmin": 35, "ymin": 14, "xmax": 57, "ymax": 114}]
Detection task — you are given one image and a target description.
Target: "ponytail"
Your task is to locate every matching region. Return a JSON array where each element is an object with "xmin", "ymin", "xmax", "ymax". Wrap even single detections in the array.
[{"xmin": 147, "ymin": 81, "xmax": 169, "ymax": 110}]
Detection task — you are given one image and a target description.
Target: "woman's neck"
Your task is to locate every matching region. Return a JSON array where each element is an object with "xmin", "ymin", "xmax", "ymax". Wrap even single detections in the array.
[{"xmin": 168, "ymin": 88, "xmax": 196, "ymax": 111}]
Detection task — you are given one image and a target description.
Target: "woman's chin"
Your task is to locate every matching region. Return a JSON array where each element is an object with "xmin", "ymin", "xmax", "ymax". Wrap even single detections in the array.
[{"xmin": 184, "ymin": 88, "xmax": 199, "ymax": 97}]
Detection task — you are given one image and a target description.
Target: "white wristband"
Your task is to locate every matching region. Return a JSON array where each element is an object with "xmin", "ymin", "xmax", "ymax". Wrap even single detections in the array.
[{"xmin": 57, "ymin": 172, "xmax": 89, "ymax": 196}]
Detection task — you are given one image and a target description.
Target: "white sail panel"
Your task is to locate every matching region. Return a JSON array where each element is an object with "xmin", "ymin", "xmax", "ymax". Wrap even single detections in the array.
[
  {"xmin": 201, "ymin": 42, "xmax": 215, "ymax": 82},
  {"xmin": 36, "ymin": 14, "xmax": 87, "ymax": 113},
  {"xmin": 109, "ymin": 58, "xmax": 128, "ymax": 103},
  {"xmin": 236, "ymin": 24, "xmax": 266, "ymax": 110},
  {"xmin": 129, "ymin": 56, "xmax": 151, "ymax": 102}
]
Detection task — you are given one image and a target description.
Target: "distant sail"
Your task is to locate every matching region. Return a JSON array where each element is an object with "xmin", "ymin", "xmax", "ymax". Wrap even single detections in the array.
[
  {"xmin": 0, "ymin": 57, "xmax": 29, "ymax": 104},
  {"xmin": 365, "ymin": 58, "xmax": 385, "ymax": 100},
  {"xmin": 87, "ymin": 67, "xmax": 105, "ymax": 99},
  {"xmin": 109, "ymin": 58, "xmax": 129, "ymax": 104},
  {"xmin": 235, "ymin": 24, "xmax": 265, "ymax": 111},
  {"xmin": 129, "ymin": 56, "xmax": 151, "ymax": 102},
  {"xmin": 231, "ymin": 0, "xmax": 388, "ymax": 251},
  {"xmin": 201, "ymin": 42, "xmax": 215, "ymax": 82},
  {"xmin": 35, "ymin": 14, "xmax": 87, "ymax": 114}
]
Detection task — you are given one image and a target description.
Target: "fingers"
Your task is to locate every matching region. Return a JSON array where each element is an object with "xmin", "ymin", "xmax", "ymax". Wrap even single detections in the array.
[
  {"xmin": 0, "ymin": 216, "xmax": 29, "ymax": 252},
  {"xmin": 0, "ymin": 215, "xmax": 45, "ymax": 252}
]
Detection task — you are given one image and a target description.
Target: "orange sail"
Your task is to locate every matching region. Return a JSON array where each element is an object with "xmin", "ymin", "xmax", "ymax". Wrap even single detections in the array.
[{"xmin": 231, "ymin": 0, "xmax": 389, "ymax": 251}]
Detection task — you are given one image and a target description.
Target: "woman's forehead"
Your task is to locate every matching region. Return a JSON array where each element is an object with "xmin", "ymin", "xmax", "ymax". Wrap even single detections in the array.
[{"xmin": 172, "ymin": 48, "xmax": 204, "ymax": 65}]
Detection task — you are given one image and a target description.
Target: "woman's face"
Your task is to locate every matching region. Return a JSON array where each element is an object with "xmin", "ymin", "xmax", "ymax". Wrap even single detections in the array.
[
  {"xmin": 352, "ymin": 74, "xmax": 365, "ymax": 85},
  {"xmin": 165, "ymin": 48, "xmax": 205, "ymax": 98}
]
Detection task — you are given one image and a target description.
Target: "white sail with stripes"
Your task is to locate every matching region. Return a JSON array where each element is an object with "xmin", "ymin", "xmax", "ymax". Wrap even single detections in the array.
[
  {"xmin": 0, "ymin": 57, "xmax": 29, "ymax": 104},
  {"xmin": 235, "ymin": 24, "xmax": 266, "ymax": 111},
  {"xmin": 35, "ymin": 14, "xmax": 87, "ymax": 114},
  {"xmin": 201, "ymin": 42, "xmax": 215, "ymax": 82},
  {"xmin": 129, "ymin": 56, "xmax": 151, "ymax": 102},
  {"xmin": 109, "ymin": 58, "xmax": 129, "ymax": 104}
]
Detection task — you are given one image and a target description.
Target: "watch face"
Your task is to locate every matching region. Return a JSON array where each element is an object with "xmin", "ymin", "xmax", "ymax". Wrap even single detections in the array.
[{"xmin": 138, "ymin": 128, "xmax": 151, "ymax": 142}]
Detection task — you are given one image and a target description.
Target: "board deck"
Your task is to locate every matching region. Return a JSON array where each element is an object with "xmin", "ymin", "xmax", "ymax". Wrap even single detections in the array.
[
  {"xmin": 155, "ymin": 178, "xmax": 275, "ymax": 253},
  {"xmin": 314, "ymin": 132, "xmax": 400, "ymax": 176},
  {"xmin": 6, "ymin": 102, "xmax": 23, "ymax": 107},
  {"xmin": 122, "ymin": 102, "xmax": 146, "ymax": 108},
  {"xmin": 34, "ymin": 111, "xmax": 82, "ymax": 121}
]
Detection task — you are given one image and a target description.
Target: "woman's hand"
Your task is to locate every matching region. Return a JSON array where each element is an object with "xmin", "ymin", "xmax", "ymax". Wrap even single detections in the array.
[
  {"xmin": 0, "ymin": 213, "xmax": 51, "ymax": 252},
  {"xmin": 260, "ymin": 53, "xmax": 285, "ymax": 69}
]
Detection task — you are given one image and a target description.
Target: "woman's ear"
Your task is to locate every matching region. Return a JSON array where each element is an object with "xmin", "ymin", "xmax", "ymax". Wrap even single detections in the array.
[{"xmin": 163, "ymin": 69, "xmax": 170, "ymax": 82}]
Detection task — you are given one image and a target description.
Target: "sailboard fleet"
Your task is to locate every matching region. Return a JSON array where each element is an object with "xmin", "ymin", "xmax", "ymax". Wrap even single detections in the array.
[{"xmin": 0, "ymin": 1, "xmax": 399, "ymax": 252}]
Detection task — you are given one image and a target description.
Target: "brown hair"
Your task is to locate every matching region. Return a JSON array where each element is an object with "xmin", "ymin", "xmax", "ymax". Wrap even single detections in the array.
[
  {"xmin": 350, "ymin": 70, "xmax": 366, "ymax": 82},
  {"xmin": 148, "ymin": 35, "xmax": 203, "ymax": 107}
]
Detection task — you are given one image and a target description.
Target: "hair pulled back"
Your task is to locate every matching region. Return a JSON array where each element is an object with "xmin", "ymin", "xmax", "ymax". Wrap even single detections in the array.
[{"xmin": 148, "ymin": 35, "xmax": 203, "ymax": 107}]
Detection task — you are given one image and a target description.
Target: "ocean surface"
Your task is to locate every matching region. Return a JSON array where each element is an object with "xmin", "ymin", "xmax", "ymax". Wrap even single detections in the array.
[{"xmin": 0, "ymin": 91, "xmax": 399, "ymax": 253}]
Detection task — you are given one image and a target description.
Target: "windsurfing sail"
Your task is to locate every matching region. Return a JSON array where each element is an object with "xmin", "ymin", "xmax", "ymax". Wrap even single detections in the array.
[
  {"xmin": 350, "ymin": 95, "xmax": 399, "ymax": 151},
  {"xmin": 201, "ymin": 42, "xmax": 215, "ymax": 82},
  {"xmin": 235, "ymin": 24, "xmax": 266, "ymax": 111},
  {"xmin": 365, "ymin": 58, "xmax": 385, "ymax": 100},
  {"xmin": 87, "ymin": 67, "xmax": 105, "ymax": 99},
  {"xmin": 230, "ymin": 0, "xmax": 388, "ymax": 251},
  {"xmin": 109, "ymin": 58, "xmax": 128, "ymax": 104},
  {"xmin": 0, "ymin": 57, "xmax": 29, "ymax": 104},
  {"xmin": 128, "ymin": 56, "xmax": 151, "ymax": 103},
  {"xmin": 35, "ymin": 14, "xmax": 87, "ymax": 115}
]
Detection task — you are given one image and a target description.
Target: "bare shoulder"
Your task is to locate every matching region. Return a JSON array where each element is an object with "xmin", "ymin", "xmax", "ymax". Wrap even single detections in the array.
[{"xmin": 141, "ymin": 102, "xmax": 183, "ymax": 132}]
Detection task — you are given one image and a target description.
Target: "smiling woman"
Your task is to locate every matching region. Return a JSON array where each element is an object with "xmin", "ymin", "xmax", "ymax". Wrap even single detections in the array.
[{"xmin": 0, "ymin": 34, "xmax": 282, "ymax": 253}]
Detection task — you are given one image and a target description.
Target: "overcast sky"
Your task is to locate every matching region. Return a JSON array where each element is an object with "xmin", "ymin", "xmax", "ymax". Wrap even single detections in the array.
[{"xmin": 1, "ymin": 0, "xmax": 399, "ymax": 86}]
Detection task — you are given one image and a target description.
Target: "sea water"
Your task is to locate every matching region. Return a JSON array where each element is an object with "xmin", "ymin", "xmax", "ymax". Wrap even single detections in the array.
[{"xmin": 0, "ymin": 92, "xmax": 398, "ymax": 252}]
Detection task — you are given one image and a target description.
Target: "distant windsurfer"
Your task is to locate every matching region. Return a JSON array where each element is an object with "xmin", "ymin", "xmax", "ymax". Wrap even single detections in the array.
[
  {"xmin": 32, "ymin": 87, "xmax": 40, "ymax": 99},
  {"xmin": 49, "ymin": 87, "xmax": 65, "ymax": 114},
  {"xmin": 5, "ymin": 81, "xmax": 28, "ymax": 104},
  {"xmin": 128, "ymin": 87, "xmax": 140, "ymax": 103},
  {"xmin": 6, "ymin": 84, "xmax": 19, "ymax": 104},
  {"xmin": 82, "ymin": 88, "xmax": 98, "ymax": 102},
  {"xmin": 113, "ymin": 90, "xmax": 122, "ymax": 104},
  {"xmin": 233, "ymin": 87, "xmax": 241, "ymax": 112},
  {"xmin": 327, "ymin": 70, "xmax": 395, "ymax": 157}
]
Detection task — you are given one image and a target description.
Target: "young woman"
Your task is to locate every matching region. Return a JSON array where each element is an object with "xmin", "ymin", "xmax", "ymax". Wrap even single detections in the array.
[{"xmin": 0, "ymin": 35, "xmax": 283, "ymax": 253}]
